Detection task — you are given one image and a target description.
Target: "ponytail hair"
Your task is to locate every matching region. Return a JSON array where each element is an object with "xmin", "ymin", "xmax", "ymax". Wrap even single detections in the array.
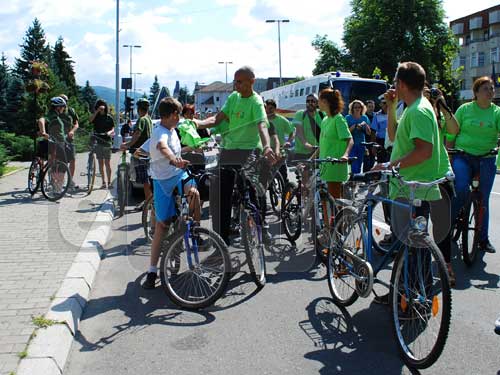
[{"xmin": 319, "ymin": 88, "xmax": 344, "ymax": 116}]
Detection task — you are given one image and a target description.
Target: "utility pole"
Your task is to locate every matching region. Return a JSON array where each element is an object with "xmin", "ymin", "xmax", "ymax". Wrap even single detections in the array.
[
  {"xmin": 218, "ymin": 61, "xmax": 233, "ymax": 84},
  {"xmin": 266, "ymin": 19, "xmax": 290, "ymax": 86}
]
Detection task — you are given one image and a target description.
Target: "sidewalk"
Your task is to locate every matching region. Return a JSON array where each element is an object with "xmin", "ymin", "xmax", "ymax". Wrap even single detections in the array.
[{"xmin": 0, "ymin": 154, "xmax": 115, "ymax": 375}]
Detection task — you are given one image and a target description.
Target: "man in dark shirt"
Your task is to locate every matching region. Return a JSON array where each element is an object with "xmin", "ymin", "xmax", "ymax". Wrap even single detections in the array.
[{"xmin": 90, "ymin": 99, "xmax": 115, "ymax": 189}]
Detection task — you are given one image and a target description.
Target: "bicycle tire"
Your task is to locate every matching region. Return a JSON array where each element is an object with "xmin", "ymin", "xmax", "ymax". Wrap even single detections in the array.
[
  {"xmin": 159, "ymin": 226, "xmax": 231, "ymax": 310},
  {"xmin": 281, "ymin": 182, "xmax": 301, "ymax": 242},
  {"xmin": 86, "ymin": 153, "xmax": 97, "ymax": 195},
  {"xmin": 41, "ymin": 160, "xmax": 71, "ymax": 201},
  {"xmin": 269, "ymin": 172, "xmax": 285, "ymax": 215},
  {"xmin": 390, "ymin": 235, "xmax": 452, "ymax": 369},
  {"xmin": 117, "ymin": 165, "xmax": 128, "ymax": 216},
  {"xmin": 142, "ymin": 195, "xmax": 154, "ymax": 243},
  {"xmin": 28, "ymin": 158, "xmax": 42, "ymax": 195},
  {"xmin": 241, "ymin": 210, "xmax": 266, "ymax": 288},
  {"xmin": 312, "ymin": 190, "xmax": 337, "ymax": 264},
  {"xmin": 461, "ymin": 198, "xmax": 480, "ymax": 266},
  {"xmin": 327, "ymin": 207, "xmax": 366, "ymax": 306}
]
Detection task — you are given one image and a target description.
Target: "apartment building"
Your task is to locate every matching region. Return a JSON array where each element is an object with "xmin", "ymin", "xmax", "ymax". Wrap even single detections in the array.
[{"xmin": 450, "ymin": 5, "xmax": 500, "ymax": 102}]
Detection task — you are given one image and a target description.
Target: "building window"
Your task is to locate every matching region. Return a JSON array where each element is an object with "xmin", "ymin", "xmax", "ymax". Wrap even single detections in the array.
[
  {"xmin": 312, "ymin": 85, "xmax": 317, "ymax": 93},
  {"xmin": 460, "ymin": 80, "xmax": 466, "ymax": 90},
  {"xmin": 216, "ymin": 96, "xmax": 219, "ymax": 102},
  {"xmin": 484, "ymin": 30, "xmax": 489, "ymax": 41},
  {"xmin": 305, "ymin": 87, "xmax": 310, "ymax": 95},
  {"xmin": 478, "ymin": 52, "xmax": 485, "ymax": 67},
  {"xmin": 300, "ymin": 88, "xmax": 304, "ymax": 96},
  {"xmin": 492, "ymin": 47, "xmax": 499, "ymax": 63},
  {"xmin": 290, "ymin": 91, "xmax": 294, "ymax": 98},
  {"xmin": 459, "ymin": 37, "xmax": 464, "ymax": 46},
  {"xmin": 459, "ymin": 55, "xmax": 466, "ymax": 68},
  {"xmin": 466, "ymin": 35, "xmax": 471, "ymax": 45},
  {"xmin": 471, "ymin": 52, "xmax": 478, "ymax": 67},
  {"xmin": 295, "ymin": 89, "xmax": 299, "ymax": 97}
]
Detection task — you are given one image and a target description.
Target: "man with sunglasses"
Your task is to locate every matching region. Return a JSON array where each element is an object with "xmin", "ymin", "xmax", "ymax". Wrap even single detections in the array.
[{"xmin": 293, "ymin": 93, "xmax": 324, "ymax": 160}]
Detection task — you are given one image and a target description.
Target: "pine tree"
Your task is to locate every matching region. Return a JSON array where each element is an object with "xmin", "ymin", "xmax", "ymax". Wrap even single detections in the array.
[
  {"xmin": 0, "ymin": 53, "xmax": 10, "ymax": 129},
  {"xmin": 148, "ymin": 75, "xmax": 160, "ymax": 106},
  {"xmin": 14, "ymin": 18, "xmax": 50, "ymax": 82},
  {"xmin": 5, "ymin": 76, "xmax": 28, "ymax": 134},
  {"xmin": 51, "ymin": 37, "xmax": 77, "ymax": 96},
  {"xmin": 79, "ymin": 80, "xmax": 97, "ymax": 112}
]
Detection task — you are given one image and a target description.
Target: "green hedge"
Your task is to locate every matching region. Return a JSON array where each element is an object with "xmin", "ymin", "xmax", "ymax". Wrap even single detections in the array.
[
  {"xmin": 0, "ymin": 130, "xmax": 34, "ymax": 161},
  {"xmin": 0, "ymin": 144, "xmax": 9, "ymax": 176}
]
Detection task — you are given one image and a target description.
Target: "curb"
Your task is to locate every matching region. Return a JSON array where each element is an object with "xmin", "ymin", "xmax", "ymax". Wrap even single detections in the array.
[{"xmin": 16, "ymin": 193, "xmax": 114, "ymax": 375}]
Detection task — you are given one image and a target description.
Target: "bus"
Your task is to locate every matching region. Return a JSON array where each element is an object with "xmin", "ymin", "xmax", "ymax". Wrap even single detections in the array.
[{"xmin": 260, "ymin": 72, "xmax": 388, "ymax": 118}]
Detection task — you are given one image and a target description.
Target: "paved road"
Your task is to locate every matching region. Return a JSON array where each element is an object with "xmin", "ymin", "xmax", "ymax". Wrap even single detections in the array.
[
  {"xmin": 65, "ymin": 176, "xmax": 500, "ymax": 375},
  {"xmin": 0, "ymin": 153, "xmax": 114, "ymax": 375}
]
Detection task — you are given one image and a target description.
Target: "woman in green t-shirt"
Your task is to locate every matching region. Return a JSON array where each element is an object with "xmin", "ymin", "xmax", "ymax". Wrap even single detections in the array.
[
  {"xmin": 317, "ymin": 89, "xmax": 353, "ymax": 198},
  {"xmin": 452, "ymin": 76, "xmax": 500, "ymax": 254}
]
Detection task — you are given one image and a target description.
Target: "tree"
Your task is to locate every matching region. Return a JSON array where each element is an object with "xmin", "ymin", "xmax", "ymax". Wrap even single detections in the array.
[
  {"xmin": 14, "ymin": 18, "xmax": 50, "ymax": 82},
  {"xmin": 343, "ymin": 0, "xmax": 459, "ymax": 99},
  {"xmin": 51, "ymin": 37, "xmax": 77, "ymax": 96},
  {"xmin": 311, "ymin": 35, "xmax": 352, "ymax": 75},
  {"xmin": 0, "ymin": 53, "xmax": 10, "ymax": 128},
  {"xmin": 148, "ymin": 75, "xmax": 160, "ymax": 106},
  {"xmin": 178, "ymin": 85, "xmax": 194, "ymax": 105},
  {"xmin": 79, "ymin": 80, "xmax": 97, "ymax": 112},
  {"xmin": 4, "ymin": 76, "xmax": 28, "ymax": 134}
]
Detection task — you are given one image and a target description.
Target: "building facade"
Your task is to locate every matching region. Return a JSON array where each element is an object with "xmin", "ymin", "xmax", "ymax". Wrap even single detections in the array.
[
  {"xmin": 450, "ymin": 5, "xmax": 500, "ymax": 102},
  {"xmin": 193, "ymin": 81, "xmax": 233, "ymax": 114}
]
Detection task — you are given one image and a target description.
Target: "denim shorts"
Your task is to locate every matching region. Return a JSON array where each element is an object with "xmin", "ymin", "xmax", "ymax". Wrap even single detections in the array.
[{"xmin": 153, "ymin": 171, "xmax": 197, "ymax": 223}]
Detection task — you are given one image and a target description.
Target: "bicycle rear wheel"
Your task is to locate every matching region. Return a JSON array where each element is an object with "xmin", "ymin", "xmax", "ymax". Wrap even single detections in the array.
[
  {"xmin": 390, "ymin": 235, "xmax": 451, "ymax": 369},
  {"xmin": 281, "ymin": 182, "xmax": 301, "ymax": 242},
  {"xmin": 327, "ymin": 207, "xmax": 366, "ymax": 306},
  {"xmin": 461, "ymin": 198, "xmax": 480, "ymax": 266},
  {"xmin": 41, "ymin": 160, "xmax": 71, "ymax": 201},
  {"xmin": 159, "ymin": 226, "xmax": 231, "ymax": 309},
  {"xmin": 142, "ymin": 195, "xmax": 154, "ymax": 243},
  {"xmin": 241, "ymin": 210, "xmax": 266, "ymax": 288},
  {"xmin": 117, "ymin": 165, "xmax": 128, "ymax": 216},
  {"xmin": 86, "ymin": 153, "xmax": 97, "ymax": 195},
  {"xmin": 268, "ymin": 172, "xmax": 284, "ymax": 215},
  {"xmin": 28, "ymin": 158, "xmax": 42, "ymax": 195},
  {"xmin": 313, "ymin": 190, "xmax": 336, "ymax": 264}
]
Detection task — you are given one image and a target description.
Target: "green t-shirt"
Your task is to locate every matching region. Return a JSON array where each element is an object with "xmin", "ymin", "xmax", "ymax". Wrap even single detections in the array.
[
  {"xmin": 436, "ymin": 116, "xmax": 452, "ymax": 177},
  {"xmin": 60, "ymin": 107, "xmax": 79, "ymax": 134},
  {"xmin": 92, "ymin": 113, "xmax": 115, "ymax": 146},
  {"xmin": 178, "ymin": 119, "xmax": 210, "ymax": 148},
  {"xmin": 454, "ymin": 101, "xmax": 500, "ymax": 156},
  {"xmin": 46, "ymin": 110, "xmax": 65, "ymax": 143},
  {"xmin": 133, "ymin": 114, "xmax": 153, "ymax": 150},
  {"xmin": 221, "ymin": 91, "xmax": 268, "ymax": 150},
  {"xmin": 293, "ymin": 109, "xmax": 323, "ymax": 155},
  {"xmin": 389, "ymin": 97, "xmax": 444, "ymax": 201},
  {"xmin": 269, "ymin": 114, "xmax": 294, "ymax": 147},
  {"xmin": 319, "ymin": 114, "xmax": 352, "ymax": 182}
]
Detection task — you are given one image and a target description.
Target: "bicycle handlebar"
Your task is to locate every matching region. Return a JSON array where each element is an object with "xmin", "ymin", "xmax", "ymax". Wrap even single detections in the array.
[{"xmin": 361, "ymin": 142, "xmax": 381, "ymax": 148}]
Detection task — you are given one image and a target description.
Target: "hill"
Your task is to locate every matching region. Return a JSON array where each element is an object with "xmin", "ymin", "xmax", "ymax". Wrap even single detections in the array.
[{"xmin": 93, "ymin": 86, "xmax": 143, "ymax": 110}]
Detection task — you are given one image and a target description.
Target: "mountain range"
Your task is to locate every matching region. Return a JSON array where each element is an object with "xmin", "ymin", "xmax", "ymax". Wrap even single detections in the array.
[{"xmin": 93, "ymin": 86, "xmax": 144, "ymax": 110}]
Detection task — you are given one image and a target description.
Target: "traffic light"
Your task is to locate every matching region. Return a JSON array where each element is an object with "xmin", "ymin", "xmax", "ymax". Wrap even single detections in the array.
[{"xmin": 124, "ymin": 96, "xmax": 134, "ymax": 113}]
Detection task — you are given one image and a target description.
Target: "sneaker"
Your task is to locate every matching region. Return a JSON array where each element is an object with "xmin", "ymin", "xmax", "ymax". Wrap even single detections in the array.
[
  {"xmin": 373, "ymin": 293, "xmax": 390, "ymax": 305},
  {"xmin": 495, "ymin": 316, "xmax": 500, "ymax": 335},
  {"xmin": 480, "ymin": 240, "xmax": 496, "ymax": 254},
  {"xmin": 142, "ymin": 272, "xmax": 157, "ymax": 289}
]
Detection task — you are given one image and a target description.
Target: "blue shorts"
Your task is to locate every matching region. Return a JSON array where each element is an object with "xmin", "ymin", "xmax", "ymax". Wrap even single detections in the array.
[{"xmin": 153, "ymin": 171, "xmax": 197, "ymax": 223}]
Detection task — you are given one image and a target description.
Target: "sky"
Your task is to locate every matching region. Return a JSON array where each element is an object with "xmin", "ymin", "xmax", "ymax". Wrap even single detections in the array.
[{"xmin": 1, "ymin": 0, "xmax": 499, "ymax": 95}]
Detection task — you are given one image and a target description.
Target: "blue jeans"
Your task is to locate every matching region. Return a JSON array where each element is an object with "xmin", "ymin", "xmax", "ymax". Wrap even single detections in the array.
[
  {"xmin": 451, "ymin": 155, "xmax": 496, "ymax": 242},
  {"xmin": 349, "ymin": 143, "xmax": 365, "ymax": 174}
]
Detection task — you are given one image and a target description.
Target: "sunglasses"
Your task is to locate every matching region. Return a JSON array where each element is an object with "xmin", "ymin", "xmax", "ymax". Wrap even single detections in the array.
[{"xmin": 306, "ymin": 100, "xmax": 317, "ymax": 104}]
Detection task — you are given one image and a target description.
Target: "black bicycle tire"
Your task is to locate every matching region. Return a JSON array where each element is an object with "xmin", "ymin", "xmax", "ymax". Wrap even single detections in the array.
[
  {"xmin": 461, "ymin": 198, "xmax": 480, "ymax": 266},
  {"xmin": 269, "ymin": 172, "xmax": 285, "ymax": 215},
  {"xmin": 241, "ymin": 210, "xmax": 267, "ymax": 288},
  {"xmin": 390, "ymin": 235, "xmax": 452, "ymax": 369},
  {"xmin": 142, "ymin": 195, "xmax": 154, "ymax": 243},
  {"xmin": 281, "ymin": 182, "xmax": 302, "ymax": 242},
  {"xmin": 41, "ymin": 160, "xmax": 71, "ymax": 201},
  {"xmin": 86, "ymin": 153, "xmax": 97, "ymax": 195},
  {"xmin": 313, "ymin": 191, "xmax": 337, "ymax": 264},
  {"xmin": 117, "ymin": 166, "xmax": 127, "ymax": 216},
  {"xmin": 159, "ymin": 226, "xmax": 231, "ymax": 310},
  {"xmin": 28, "ymin": 158, "xmax": 42, "ymax": 195},
  {"xmin": 327, "ymin": 207, "xmax": 365, "ymax": 306}
]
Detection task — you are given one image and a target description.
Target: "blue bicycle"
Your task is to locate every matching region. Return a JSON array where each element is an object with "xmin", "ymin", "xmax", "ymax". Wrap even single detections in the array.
[{"xmin": 327, "ymin": 169, "xmax": 452, "ymax": 369}]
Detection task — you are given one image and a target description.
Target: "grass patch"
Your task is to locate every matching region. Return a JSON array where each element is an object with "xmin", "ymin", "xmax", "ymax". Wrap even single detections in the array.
[
  {"xmin": 18, "ymin": 350, "xmax": 28, "ymax": 359},
  {"xmin": 31, "ymin": 315, "xmax": 58, "ymax": 329},
  {"xmin": 1, "ymin": 165, "xmax": 23, "ymax": 176}
]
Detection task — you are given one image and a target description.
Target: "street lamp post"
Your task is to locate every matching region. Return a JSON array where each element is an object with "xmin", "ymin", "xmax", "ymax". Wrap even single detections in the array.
[
  {"xmin": 131, "ymin": 72, "xmax": 142, "ymax": 103},
  {"xmin": 218, "ymin": 61, "xmax": 233, "ymax": 84},
  {"xmin": 266, "ymin": 19, "xmax": 289, "ymax": 86},
  {"xmin": 122, "ymin": 44, "xmax": 141, "ymax": 118}
]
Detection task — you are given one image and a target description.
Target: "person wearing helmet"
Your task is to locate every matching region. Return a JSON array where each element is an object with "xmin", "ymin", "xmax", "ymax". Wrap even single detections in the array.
[
  {"xmin": 90, "ymin": 99, "xmax": 115, "ymax": 188},
  {"xmin": 121, "ymin": 98, "xmax": 153, "ymax": 204},
  {"xmin": 59, "ymin": 94, "xmax": 80, "ymax": 189},
  {"xmin": 46, "ymin": 96, "xmax": 68, "ymax": 163}
]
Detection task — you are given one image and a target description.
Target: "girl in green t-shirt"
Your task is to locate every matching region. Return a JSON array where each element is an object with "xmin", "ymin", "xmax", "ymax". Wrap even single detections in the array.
[{"xmin": 318, "ymin": 89, "xmax": 353, "ymax": 198}]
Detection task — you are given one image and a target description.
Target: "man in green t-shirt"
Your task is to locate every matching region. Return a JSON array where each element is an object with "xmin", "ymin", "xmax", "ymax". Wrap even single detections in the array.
[
  {"xmin": 121, "ymin": 98, "xmax": 153, "ymax": 204},
  {"xmin": 59, "ymin": 94, "xmax": 80, "ymax": 189},
  {"xmin": 197, "ymin": 66, "xmax": 276, "ymax": 245},
  {"xmin": 292, "ymin": 93, "xmax": 324, "ymax": 159}
]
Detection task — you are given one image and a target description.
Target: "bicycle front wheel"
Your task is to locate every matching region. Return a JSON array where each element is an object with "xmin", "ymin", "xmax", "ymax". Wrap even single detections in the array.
[
  {"xmin": 28, "ymin": 158, "xmax": 42, "ymax": 195},
  {"xmin": 327, "ymin": 207, "xmax": 367, "ymax": 306},
  {"xmin": 281, "ymin": 182, "xmax": 301, "ymax": 242},
  {"xmin": 116, "ymin": 165, "xmax": 128, "ymax": 216},
  {"xmin": 41, "ymin": 160, "xmax": 71, "ymax": 201},
  {"xmin": 86, "ymin": 153, "xmax": 97, "ymax": 195},
  {"xmin": 268, "ymin": 172, "xmax": 284, "ymax": 215},
  {"xmin": 313, "ymin": 190, "xmax": 337, "ymax": 264},
  {"xmin": 241, "ymin": 210, "xmax": 266, "ymax": 288},
  {"xmin": 461, "ymin": 198, "xmax": 480, "ymax": 266},
  {"xmin": 159, "ymin": 226, "xmax": 231, "ymax": 310},
  {"xmin": 390, "ymin": 235, "xmax": 452, "ymax": 369}
]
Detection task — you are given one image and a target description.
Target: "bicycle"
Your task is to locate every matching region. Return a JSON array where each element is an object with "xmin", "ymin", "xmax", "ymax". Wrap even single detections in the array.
[
  {"xmin": 116, "ymin": 142, "xmax": 130, "ymax": 217},
  {"xmin": 82, "ymin": 132, "xmax": 108, "ymax": 195},
  {"xmin": 267, "ymin": 149, "xmax": 288, "ymax": 215},
  {"xmin": 327, "ymin": 169, "xmax": 452, "ymax": 369},
  {"xmin": 448, "ymin": 147, "xmax": 498, "ymax": 266},
  {"xmin": 159, "ymin": 168, "xmax": 231, "ymax": 310},
  {"xmin": 28, "ymin": 138, "xmax": 71, "ymax": 201},
  {"xmin": 280, "ymin": 157, "xmax": 354, "ymax": 263}
]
